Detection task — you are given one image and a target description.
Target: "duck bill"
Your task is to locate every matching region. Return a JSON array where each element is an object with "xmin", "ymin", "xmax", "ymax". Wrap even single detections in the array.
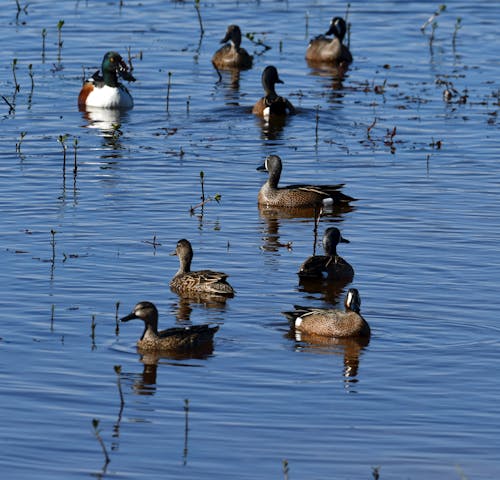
[
  {"xmin": 118, "ymin": 59, "xmax": 136, "ymax": 82},
  {"xmin": 220, "ymin": 32, "xmax": 231, "ymax": 44},
  {"xmin": 256, "ymin": 163, "xmax": 267, "ymax": 171},
  {"xmin": 120, "ymin": 312, "xmax": 138, "ymax": 322},
  {"xmin": 340, "ymin": 235, "xmax": 350, "ymax": 244}
]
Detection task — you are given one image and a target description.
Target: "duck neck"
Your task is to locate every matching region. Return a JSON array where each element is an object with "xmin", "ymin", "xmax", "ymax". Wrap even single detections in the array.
[
  {"xmin": 267, "ymin": 165, "xmax": 281, "ymax": 189},
  {"xmin": 103, "ymin": 68, "xmax": 119, "ymax": 88},
  {"xmin": 141, "ymin": 319, "xmax": 159, "ymax": 340},
  {"xmin": 177, "ymin": 253, "xmax": 192, "ymax": 275},
  {"xmin": 264, "ymin": 83, "xmax": 278, "ymax": 98}
]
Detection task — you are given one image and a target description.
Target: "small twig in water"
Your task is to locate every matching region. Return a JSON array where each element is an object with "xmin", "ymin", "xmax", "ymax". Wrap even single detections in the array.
[
  {"xmin": 92, "ymin": 419, "xmax": 110, "ymax": 466},
  {"xmin": 16, "ymin": 131, "xmax": 27, "ymax": 154},
  {"xmin": 345, "ymin": 3, "xmax": 351, "ymax": 23},
  {"xmin": 2, "ymin": 95, "xmax": 15, "ymax": 114},
  {"xmin": 245, "ymin": 32, "xmax": 272, "ymax": 55},
  {"xmin": 367, "ymin": 117, "xmax": 377, "ymax": 138},
  {"xmin": 314, "ymin": 105, "xmax": 320, "ymax": 146},
  {"xmin": 12, "ymin": 58, "xmax": 20, "ymax": 92},
  {"xmin": 421, "ymin": 4, "xmax": 446, "ymax": 32},
  {"xmin": 166, "ymin": 71, "xmax": 172, "ymax": 112},
  {"xmin": 115, "ymin": 301, "xmax": 120, "ymax": 336},
  {"xmin": 200, "ymin": 170, "xmax": 205, "ymax": 202},
  {"xmin": 384, "ymin": 126, "xmax": 397, "ymax": 153},
  {"xmin": 183, "ymin": 399, "xmax": 189, "ymax": 465},
  {"xmin": 58, "ymin": 134, "xmax": 69, "ymax": 177},
  {"xmin": 50, "ymin": 229, "xmax": 56, "ymax": 264},
  {"xmin": 429, "ymin": 21, "xmax": 438, "ymax": 49},
  {"xmin": 282, "ymin": 459, "xmax": 290, "ymax": 480},
  {"xmin": 189, "ymin": 171, "xmax": 221, "ymax": 214},
  {"xmin": 91, "ymin": 314, "xmax": 96, "ymax": 344},
  {"xmin": 41, "ymin": 28, "xmax": 47, "ymax": 61},
  {"xmin": 194, "ymin": 0, "xmax": 204, "ymax": 36},
  {"xmin": 452, "ymin": 17, "xmax": 462, "ymax": 49},
  {"xmin": 57, "ymin": 20, "xmax": 64, "ymax": 62},
  {"xmin": 28, "ymin": 63, "xmax": 34, "ymax": 95},
  {"xmin": 114, "ymin": 365, "xmax": 125, "ymax": 409},
  {"xmin": 73, "ymin": 137, "xmax": 78, "ymax": 176}
]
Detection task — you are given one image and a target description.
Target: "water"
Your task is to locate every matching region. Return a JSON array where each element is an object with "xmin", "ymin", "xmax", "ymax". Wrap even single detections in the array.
[{"xmin": 1, "ymin": 1, "xmax": 499, "ymax": 478}]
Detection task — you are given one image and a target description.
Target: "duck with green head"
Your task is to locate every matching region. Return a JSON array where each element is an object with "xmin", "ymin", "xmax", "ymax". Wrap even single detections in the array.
[{"xmin": 78, "ymin": 51, "xmax": 135, "ymax": 109}]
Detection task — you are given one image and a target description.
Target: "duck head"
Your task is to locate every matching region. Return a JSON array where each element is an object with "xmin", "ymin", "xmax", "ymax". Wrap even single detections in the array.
[
  {"xmin": 121, "ymin": 301, "xmax": 158, "ymax": 334},
  {"xmin": 261, "ymin": 65, "xmax": 284, "ymax": 96},
  {"xmin": 323, "ymin": 227, "xmax": 349, "ymax": 255},
  {"xmin": 325, "ymin": 17, "xmax": 347, "ymax": 41},
  {"xmin": 221, "ymin": 24, "xmax": 242, "ymax": 48},
  {"xmin": 101, "ymin": 51, "xmax": 136, "ymax": 86},
  {"xmin": 345, "ymin": 288, "xmax": 361, "ymax": 313}
]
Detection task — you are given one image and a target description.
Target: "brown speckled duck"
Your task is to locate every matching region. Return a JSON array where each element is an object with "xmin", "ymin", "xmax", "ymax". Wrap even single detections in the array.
[
  {"xmin": 282, "ymin": 288, "xmax": 370, "ymax": 338},
  {"xmin": 169, "ymin": 239, "xmax": 235, "ymax": 297},
  {"xmin": 121, "ymin": 301, "xmax": 219, "ymax": 351},
  {"xmin": 305, "ymin": 17, "xmax": 352, "ymax": 66},
  {"xmin": 257, "ymin": 154, "xmax": 355, "ymax": 209},
  {"xmin": 212, "ymin": 24, "xmax": 253, "ymax": 70},
  {"xmin": 252, "ymin": 66, "xmax": 295, "ymax": 119},
  {"xmin": 298, "ymin": 227, "xmax": 354, "ymax": 281}
]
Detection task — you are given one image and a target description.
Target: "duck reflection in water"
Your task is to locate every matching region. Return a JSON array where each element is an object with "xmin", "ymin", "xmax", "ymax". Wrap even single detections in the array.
[
  {"xmin": 287, "ymin": 330, "xmax": 370, "ymax": 382},
  {"xmin": 80, "ymin": 107, "xmax": 128, "ymax": 156},
  {"xmin": 173, "ymin": 294, "xmax": 228, "ymax": 322},
  {"xmin": 258, "ymin": 204, "xmax": 354, "ymax": 254}
]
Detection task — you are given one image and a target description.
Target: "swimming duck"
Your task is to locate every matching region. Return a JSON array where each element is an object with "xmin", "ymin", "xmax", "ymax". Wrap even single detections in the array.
[
  {"xmin": 257, "ymin": 155, "xmax": 355, "ymax": 209},
  {"xmin": 252, "ymin": 66, "xmax": 296, "ymax": 118},
  {"xmin": 78, "ymin": 51, "xmax": 135, "ymax": 109},
  {"xmin": 306, "ymin": 17, "xmax": 352, "ymax": 66},
  {"xmin": 298, "ymin": 227, "xmax": 354, "ymax": 281},
  {"xmin": 170, "ymin": 239, "xmax": 235, "ymax": 297},
  {"xmin": 282, "ymin": 288, "xmax": 370, "ymax": 337},
  {"xmin": 121, "ymin": 301, "xmax": 219, "ymax": 351},
  {"xmin": 212, "ymin": 24, "xmax": 253, "ymax": 70}
]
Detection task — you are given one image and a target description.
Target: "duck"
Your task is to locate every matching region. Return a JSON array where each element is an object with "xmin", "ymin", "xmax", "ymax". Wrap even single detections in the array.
[
  {"xmin": 305, "ymin": 17, "xmax": 352, "ymax": 66},
  {"xmin": 78, "ymin": 51, "xmax": 135, "ymax": 110},
  {"xmin": 212, "ymin": 24, "xmax": 253, "ymax": 70},
  {"xmin": 121, "ymin": 301, "xmax": 219, "ymax": 351},
  {"xmin": 252, "ymin": 66, "xmax": 296, "ymax": 118},
  {"xmin": 298, "ymin": 227, "xmax": 354, "ymax": 281},
  {"xmin": 282, "ymin": 288, "xmax": 370, "ymax": 337},
  {"xmin": 170, "ymin": 239, "xmax": 235, "ymax": 297},
  {"xmin": 257, "ymin": 154, "xmax": 355, "ymax": 209}
]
